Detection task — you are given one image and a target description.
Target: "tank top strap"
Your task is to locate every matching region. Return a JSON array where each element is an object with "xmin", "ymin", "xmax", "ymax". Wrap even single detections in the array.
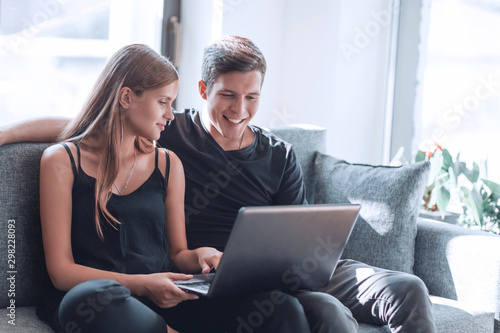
[
  {"xmin": 154, "ymin": 146, "xmax": 158, "ymax": 168},
  {"xmin": 59, "ymin": 142, "xmax": 78, "ymax": 178},
  {"xmin": 163, "ymin": 148, "xmax": 170, "ymax": 181},
  {"xmin": 74, "ymin": 142, "xmax": 81, "ymax": 170},
  {"xmin": 154, "ymin": 147, "xmax": 170, "ymax": 182}
]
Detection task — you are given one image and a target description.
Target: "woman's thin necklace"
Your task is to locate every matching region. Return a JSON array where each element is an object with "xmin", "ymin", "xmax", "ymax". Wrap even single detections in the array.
[{"xmin": 114, "ymin": 149, "xmax": 137, "ymax": 195}]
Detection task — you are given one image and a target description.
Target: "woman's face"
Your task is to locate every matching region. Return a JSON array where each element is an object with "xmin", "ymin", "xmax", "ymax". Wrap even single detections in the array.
[{"xmin": 123, "ymin": 81, "xmax": 178, "ymax": 141}]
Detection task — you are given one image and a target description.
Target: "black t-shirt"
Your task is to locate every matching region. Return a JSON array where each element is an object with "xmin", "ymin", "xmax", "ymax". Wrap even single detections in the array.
[{"xmin": 158, "ymin": 109, "xmax": 306, "ymax": 250}]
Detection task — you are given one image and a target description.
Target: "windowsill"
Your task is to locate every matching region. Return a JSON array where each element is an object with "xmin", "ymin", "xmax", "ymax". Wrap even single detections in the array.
[{"xmin": 419, "ymin": 210, "xmax": 461, "ymax": 225}]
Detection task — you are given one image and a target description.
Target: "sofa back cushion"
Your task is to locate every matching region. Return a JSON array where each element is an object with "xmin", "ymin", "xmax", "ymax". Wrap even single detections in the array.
[
  {"xmin": 0, "ymin": 143, "xmax": 52, "ymax": 307},
  {"xmin": 270, "ymin": 125, "xmax": 326, "ymax": 204},
  {"xmin": 313, "ymin": 153, "xmax": 430, "ymax": 274}
]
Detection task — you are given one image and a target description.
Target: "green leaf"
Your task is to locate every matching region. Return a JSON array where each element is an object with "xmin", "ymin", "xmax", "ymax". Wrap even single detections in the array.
[
  {"xmin": 461, "ymin": 186, "xmax": 484, "ymax": 226},
  {"xmin": 481, "ymin": 186, "xmax": 489, "ymax": 201},
  {"xmin": 427, "ymin": 154, "xmax": 444, "ymax": 187},
  {"xmin": 415, "ymin": 150, "xmax": 426, "ymax": 163},
  {"xmin": 435, "ymin": 171, "xmax": 450, "ymax": 188},
  {"xmin": 448, "ymin": 166, "xmax": 457, "ymax": 188},
  {"xmin": 482, "ymin": 178, "xmax": 500, "ymax": 201},
  {"xmin": 454, "ymin": 161, "xmax": 466, "ymax": 178},
  {"xmin": 463, "ymin": 162, "xmax": 480, "ymax": 183},
  {"xmin": 442, "ymin": 149, "xmax": 454, "ymax": 170},
  {"xmin": 434, "ymin": 186, "xmax": 450, "ymax": 217}
]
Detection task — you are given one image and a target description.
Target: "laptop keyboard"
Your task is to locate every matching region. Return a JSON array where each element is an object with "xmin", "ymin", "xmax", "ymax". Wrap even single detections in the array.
[
  {"xmin": 181, "ymin": 281, "xmax": 211, "ymax": 292},
  {"xmin": 173, "ymin": 273, "xmax": 214, "ymax": 296}
]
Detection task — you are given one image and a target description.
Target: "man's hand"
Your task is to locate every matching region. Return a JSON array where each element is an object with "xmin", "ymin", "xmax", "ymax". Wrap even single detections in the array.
[{"xmin": 196, "ymin": 247, "xmax": 223, "ymax": 274}]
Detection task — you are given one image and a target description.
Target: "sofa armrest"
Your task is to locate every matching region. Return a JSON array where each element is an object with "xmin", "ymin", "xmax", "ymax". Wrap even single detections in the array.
[{"xmin": 414, "ymin": 218, "xmax": 500, "ymax": 324}]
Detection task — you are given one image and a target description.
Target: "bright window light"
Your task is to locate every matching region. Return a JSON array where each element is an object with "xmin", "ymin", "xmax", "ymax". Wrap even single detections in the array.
[
  {"xmin": 0, "ymin": 0, "xmax": 164, "ymax": 126},
  {"xmin": 418, "ymin": 0, "xmax": 500, "ymax": 182}
]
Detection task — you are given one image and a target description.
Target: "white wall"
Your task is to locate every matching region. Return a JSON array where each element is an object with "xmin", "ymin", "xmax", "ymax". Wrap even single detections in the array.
[
  {"xmin": 176, "ymin": 0, "xmax": 214, "ymax": 114},
  {"xmin": 177, "ymin": 0, "xmax": 397, "ymax": 164},
  {"xmin": 220, "ymin": 0, "xmax": 288, "ymax": 131},
  {"xmin": 328, "ymin": 1, "xmax": 396, "ymax": 164}
]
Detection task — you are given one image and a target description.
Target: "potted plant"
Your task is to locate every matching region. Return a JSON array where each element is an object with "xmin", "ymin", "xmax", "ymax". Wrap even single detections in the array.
[
  {"xmin": 459, "ymin": 178, "xmax": 500, "ymax": 234},
  {"xmin": 392, "ymin": 145, "xmax": 500, "ymax": 234}
]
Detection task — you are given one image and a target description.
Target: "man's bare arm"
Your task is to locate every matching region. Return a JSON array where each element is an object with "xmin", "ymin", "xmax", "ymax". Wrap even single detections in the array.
[{"xmin": 0, "ymin": 117, "xmax": 71, "ymax": 147}]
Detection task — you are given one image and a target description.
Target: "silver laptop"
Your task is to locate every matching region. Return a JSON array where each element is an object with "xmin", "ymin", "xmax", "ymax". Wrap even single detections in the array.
[{"xmin": 174, "ymin": 204, "xmax": 360, "ymax": 298}]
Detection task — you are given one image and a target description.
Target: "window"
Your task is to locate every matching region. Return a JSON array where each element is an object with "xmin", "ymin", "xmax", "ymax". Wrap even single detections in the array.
[
  {"xmin": 417, "ymin": 0, "xmax": 500, "ymax": 182},
  {"xmin": 0, "ymin": 0, "xmax": 164, "ymax": 126}
]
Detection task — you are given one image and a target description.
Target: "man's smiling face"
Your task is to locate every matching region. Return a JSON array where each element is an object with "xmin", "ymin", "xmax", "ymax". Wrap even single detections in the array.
[{"xmin": 199, "ymin": 70, "xmax": 261, "ymax": 150}]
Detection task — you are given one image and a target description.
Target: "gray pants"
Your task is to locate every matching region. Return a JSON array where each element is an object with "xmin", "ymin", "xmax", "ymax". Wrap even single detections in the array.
[
  {"xmin": 57, "ymin": 260, "xmax": 435, "ymax": 333},
  {"xmin": 296, "ymin": 259, "xmax": 436, "ymax": 333}
]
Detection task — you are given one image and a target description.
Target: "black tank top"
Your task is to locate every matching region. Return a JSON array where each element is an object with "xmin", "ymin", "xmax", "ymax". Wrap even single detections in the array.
[
  {"xmin": 61, "ymin": 142, "xmax": 175, "ymax": 274},
  {"xmin": 37, "ymin": 143, "xmax": 175, "ymax": 329}
]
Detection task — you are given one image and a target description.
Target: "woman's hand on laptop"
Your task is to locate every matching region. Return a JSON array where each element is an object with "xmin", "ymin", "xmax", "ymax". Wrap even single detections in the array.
[
  {"xmin": 195, "ymin": 247, "xmax": 223, "ymax": 274},
  {"xmin": 138, "ymin": 272, "xmax": 199, "ymax": 308}
]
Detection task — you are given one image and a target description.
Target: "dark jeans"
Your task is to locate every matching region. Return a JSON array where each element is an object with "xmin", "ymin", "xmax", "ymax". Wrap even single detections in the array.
[{"xmin": 57, "ymin": 279, "xmax": 311, "ymax": 333}]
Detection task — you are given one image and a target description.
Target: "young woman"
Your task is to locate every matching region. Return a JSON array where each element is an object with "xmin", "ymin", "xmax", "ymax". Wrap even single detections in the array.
[{"xmin": 36, "ymin": 44, "xmax": 312, "ymax": 333}]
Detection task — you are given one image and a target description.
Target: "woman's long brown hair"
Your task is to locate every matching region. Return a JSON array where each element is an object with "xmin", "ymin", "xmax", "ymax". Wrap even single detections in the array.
[{"xmin": 58, "ymin": 44, "xmax": 179, "ymax": 239}]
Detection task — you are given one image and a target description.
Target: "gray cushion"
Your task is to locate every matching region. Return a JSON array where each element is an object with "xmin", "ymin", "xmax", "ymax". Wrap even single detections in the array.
[
  {"xmin": 0, "ymin": 307, "xmax": 53, "ymax": 332},
  {"xmin": 270, "ymin": 125, "xmax": 326, "ymax": 204},
  {"xmin": 0, "ymin": 143, "xmax": 52, "ymax": 308},
  {"xmin": 313, "ymin": 153, "xmax": 430, "ymax": 273},
  {"xmin": 430, "ymin": 296, "xmax": 494, "ymax": 333},
  {"xmin": 357, "ymin": 296, "xmax": 494, "ymax": 333},
  {"xmin": 415, "ymin": 218, "xmax": 500, "ymax": 329}
]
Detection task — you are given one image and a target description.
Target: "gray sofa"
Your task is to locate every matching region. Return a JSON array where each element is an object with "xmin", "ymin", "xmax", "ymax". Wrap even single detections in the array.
[{"xmin": 0, "ymin": 125, "xmax": 499, "ymax": 332}]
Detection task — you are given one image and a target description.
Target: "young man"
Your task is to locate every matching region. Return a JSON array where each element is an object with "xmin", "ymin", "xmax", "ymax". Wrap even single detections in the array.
[{"xmin": 0, "ymin": 36, "xmax": 435, "ymax": 333}]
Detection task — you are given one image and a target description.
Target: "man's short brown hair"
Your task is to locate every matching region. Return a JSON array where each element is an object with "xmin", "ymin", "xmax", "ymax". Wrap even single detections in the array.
[{"xmin": 201, "ymin": 35, "xmax": 267, "ymax": 92}]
